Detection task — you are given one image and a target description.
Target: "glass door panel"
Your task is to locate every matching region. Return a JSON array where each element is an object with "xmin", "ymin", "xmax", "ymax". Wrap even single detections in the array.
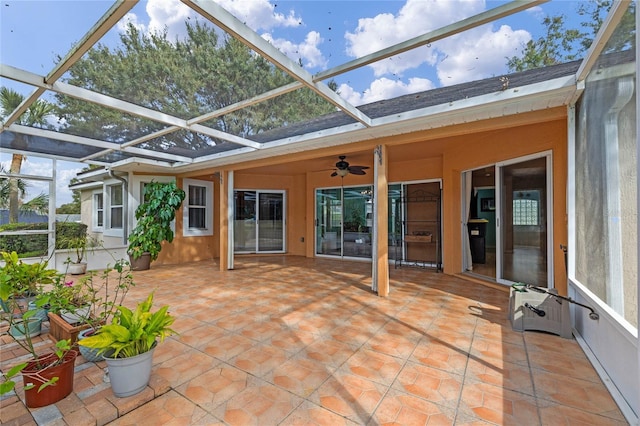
[
  {"xmin": 257, "ymin": 192, "xmax": 284, "ymax": 252},
  {"xmin": 234, "ymin": 191, "xmax": 256, "ymax": 252},
  {"xmin": 343, "ymin": 186, "xmax": 373, "ymax": 259},
  {"xmin": 316, "ymin": 189, "xmax": 342, "ymax": 256},
  {"xmin": 388, "ymin": 184, "xmax": 402, "ymax": 261},
  {"xmin": 498, "ymin": 156, "xmax": 548, "ymax": 286}
]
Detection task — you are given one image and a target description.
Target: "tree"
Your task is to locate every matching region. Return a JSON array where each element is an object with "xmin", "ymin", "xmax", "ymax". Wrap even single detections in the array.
[
  {"xmin": 507, "ymin": 1, "xmax": 635, "ymax": 72},
  {"xmin": 0, "ymin": 88, "xmax": 55, "ymax": 223},
  {"xmin": 56, "ymin": 22, "xmax": 337, "ymax": 154},
  {"xmin": 0, "ymin": 166, "xmax": 49, "ymax": 216}
]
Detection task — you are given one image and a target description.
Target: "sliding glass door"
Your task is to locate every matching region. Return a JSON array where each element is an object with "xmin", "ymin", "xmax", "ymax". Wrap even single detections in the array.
[
  {"xmin": 463, "ymin": 153, "xmax": 551, "ymax": 287},
  {"xmin": 497, "ymin": 155, "xmax": 550, "ymax": 286},
  {"xmin": 315, "ymin": 186, "xmax": 372, "ymax": 259},
  {"xmin": 234, "ymin": 190, "xmax": 285, "ymax": 253}
]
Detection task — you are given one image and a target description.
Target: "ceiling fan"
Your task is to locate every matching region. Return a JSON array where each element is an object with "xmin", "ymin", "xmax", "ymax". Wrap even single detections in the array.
[{"xmin": 330, "ymin": 155, "xmax": 369, "ymax": 177}]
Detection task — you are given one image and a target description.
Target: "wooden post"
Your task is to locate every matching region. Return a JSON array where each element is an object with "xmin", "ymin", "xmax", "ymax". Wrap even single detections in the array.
[{"xmin": 374, "ymin": 145, "xmax": 390, "ymax": 296}]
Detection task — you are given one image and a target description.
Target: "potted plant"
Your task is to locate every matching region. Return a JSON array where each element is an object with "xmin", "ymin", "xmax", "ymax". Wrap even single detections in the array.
[
  {"xmin": 78, "ymin": 292, "xmax": 175, "ymax": 397},
  {"xmin": 75, "ymin": 259, "xmax": 135, "ymax": 362},
  {"xmin": 0, "ymin": 251, "xmax": 57, "ymax": 316},
  {"xmin": 58, "ymin": 233, "xmax": 100, "ymax": 275},
  {"xmin": 0, "ymin": 252, "xmax": 77, "ymax": 408},
  {"xmin": 127, "ymin": 180, "xmax": 185, "ymax": 270},
  {"xmin": 43, "ymin": 258, "xmax": 134, "ymax": 347}
]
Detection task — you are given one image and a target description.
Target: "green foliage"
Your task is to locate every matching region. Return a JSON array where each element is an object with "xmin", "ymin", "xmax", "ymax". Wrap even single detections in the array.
[
  {"xmin": 128, "ymin": 181, "xmax": 185, "ymax": 261},
  {"xmin": 42, "ymin": 258, "xmax": 135, "ymax": 330},
  {"xmin": 78, "ymin": 292, "xmax": 175, "ymax": 358},
  {"xmin": 507, "ymin": 1, "xmax": 635, "ymax": 72},
  {"xmin": 55, "ymin": 21, "xmax": 337, "ymax": 150},
  {"xmin": 0, "ymin": 223, "xmax": 48, "ymax": 257},
  {"xmin": 0, "ymin": 251, "xmax": 74, "ymax": 390},
  {"xmin": 0, "ymin": 362, "xmax": 27, "ymax": 395},
  {"xmin": 0, "ymin": 251, "xmax": 58, "ymax": 299}
]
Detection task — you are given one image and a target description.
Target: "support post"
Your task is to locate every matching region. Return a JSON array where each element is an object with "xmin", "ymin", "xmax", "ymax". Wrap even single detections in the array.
[{"xmin": 373, "ymin": 145, "xmax": 389, "ymax": 296}]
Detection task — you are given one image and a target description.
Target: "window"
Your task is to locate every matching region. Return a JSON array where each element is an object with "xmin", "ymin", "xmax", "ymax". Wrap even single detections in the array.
[
  {"xmin": 183, "ymin": 179, "xmax": 213, "ymax": 237},
  {"xmin": 93, "ymin": 192, "xmax": 104, "ymax": 230},
  {"xmin": 512, "ymin": 192, "xmax": 539, "ymax": 226},
  {"xmin": 104, "ymin": 183, "xmax": 124, "ymax": 237}
]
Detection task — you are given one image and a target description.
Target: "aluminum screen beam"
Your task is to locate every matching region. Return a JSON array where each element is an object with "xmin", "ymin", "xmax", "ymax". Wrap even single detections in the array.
[
  {"xmin": 183, "ymin": 0, "xmax": 372, "ymax": 128},
  {"xmin": 314, "ymin": 0, "xmax": 549, "ymax": 82}
]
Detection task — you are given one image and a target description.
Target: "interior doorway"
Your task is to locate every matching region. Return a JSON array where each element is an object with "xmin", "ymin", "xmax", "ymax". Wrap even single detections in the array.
[{"xmin": 463, "ymin": 153, "xmax": 551, "ymax": 287}]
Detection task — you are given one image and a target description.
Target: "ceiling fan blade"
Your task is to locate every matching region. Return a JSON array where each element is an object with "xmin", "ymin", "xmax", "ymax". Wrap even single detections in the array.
[
  {"xmin": 349, "ymin": 165, "xmax": 369, "ymax": 171},
  {"xmin": 348, "ymin": 168, "xmax": 367, "ymax": 175},
  {"xmin": 330, "ymin": 171, "xmax": 338, "ymax": 177}
]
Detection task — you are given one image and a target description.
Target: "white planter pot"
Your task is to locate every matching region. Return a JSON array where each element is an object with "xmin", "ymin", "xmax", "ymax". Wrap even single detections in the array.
[
  {"xmin": 60, "ymin": 306, "xmax": 91, "ymax": 324},
  {"xmin": 67, "ymin": 262, "xmax": 87, "ymax": 275},
  {"xmin": 104, "ymin": 343, "xmax": 157, "ymax": 397}
]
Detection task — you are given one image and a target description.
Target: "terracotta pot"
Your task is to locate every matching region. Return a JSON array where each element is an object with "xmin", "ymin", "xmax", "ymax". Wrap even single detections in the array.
[{"xmin": 22, "ymin": 349, "xmax": 78, "ymax": 408}]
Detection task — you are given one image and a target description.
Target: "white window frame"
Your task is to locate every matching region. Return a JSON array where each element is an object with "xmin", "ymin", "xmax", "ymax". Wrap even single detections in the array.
[
  {"xmin": 104, "ymin": 181, "xmax": 124, "ymax": 238},
  {"xmin": 183, "ymin": 178, "xmax": 213, "ymax": 237},
  {"xmin": 92, "ymin": 190, "xmax": 104, "ymax": 232}
]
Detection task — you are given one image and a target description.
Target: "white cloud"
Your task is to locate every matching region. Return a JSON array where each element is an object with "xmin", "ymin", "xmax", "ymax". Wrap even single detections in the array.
[
  {"xmin": 435, "ymin": 25, "xmax": 531, "ymax": 85},
  {"xmin": 262, "ymin": 31, "xmax": 327, "ymax": 69},
  {"xmin": 339, "ymin": 77, "xmax": 435, "ymax": 106},
  {"xmin": 119, "ymin": 0, "xmax": 302, "ymax": 41},
  {"xmin": 344, "ymin": 0, "xmax": 532, "ymax": 86},
  {"xmin": 216, "ymin": 0, "xmax": 301, "ymax": 31}
]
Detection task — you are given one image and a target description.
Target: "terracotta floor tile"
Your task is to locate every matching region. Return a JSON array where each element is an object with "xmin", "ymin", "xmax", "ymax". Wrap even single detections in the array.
[
  {"xmin": 309, "ymin": 371, "xmax": 387, "ymax": 424},
  {"xmin": 232, "ymin": 343, "xmax": 290, "ymax": 377},
  {"xmin": 470, "ymin": 337, "xmax": 529, "ymax": 365},
  {"xmin": 532, "ymin": 369, "xmax": 626, "ymax": 419},
  {"xmin": 465, "ymin": 357, "xmax": 535, "ymax": 396},
  {"xmin": 175, "ymin": 365, "xmax": 250, "ymax": 412},
  {"xmin": 154, "ymin": 350, "xmax": 220, "ymax": 387},
  {"xmin": 301, "ymin": 338, "xmax": 358, "ymax": 368},
  {"xmin": 365, "ymin": 331, "xmax": 419, "ymax": 359},
  {"xmin": 392, "ymin": 360, "xmax": 463, "ymax": 408},
  {"xmin": 268, "ymin": 356, "xmax": 333, "ymax": 397},
  {"xmin": 538, "ymin": 399, "xmax": 629, "ymax": 425},
  {"xmin": 458, "ymin": 381, "xmax": 540, "ymax": 425},
  {"xmin": 410, "ymin": 338, "xmax": 469, "ymax": 375},
  {"xmin": 211, "ymin": 378, "xmax": 304, "ymax": 425},
  {"xmin": 280, "ymin": 400, "xmax": 359, "ymax": 425},
  {"xmin": 269, "ymin": 329, "xmax": 318, "ymax": 355},
  {"xmin": 371, "ymin": 388, "xmax": 456, "ymax": 425},
  {"xmin": 1, "ymin": 257, "xmax": 629, "ymax": 425},
  {"xmin": 201, "ymin": 333, "xmax": 256, "ymax": 361},
  {"xmin": 343, "ymin": 348, "xmax": 404, "ymax": 386},
  {"xmin": 176, "ymin": 323, "xmax": 228, "ymax": 349}
]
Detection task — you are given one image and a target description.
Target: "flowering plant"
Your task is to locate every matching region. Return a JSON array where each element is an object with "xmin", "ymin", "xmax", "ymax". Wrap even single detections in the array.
[{"xmin": 41, "ymin": 259, "xmax": 134, "ymax": 329}]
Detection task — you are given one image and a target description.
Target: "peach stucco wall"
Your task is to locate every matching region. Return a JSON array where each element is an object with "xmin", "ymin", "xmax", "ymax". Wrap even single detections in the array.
[{"xmin": 147, "ymin": 109, "xmax": 568, "ymax": 294}]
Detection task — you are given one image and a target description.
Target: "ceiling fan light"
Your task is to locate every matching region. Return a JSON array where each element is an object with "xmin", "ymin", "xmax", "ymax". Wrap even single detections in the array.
[{"xmin": 337, "ymin": 169, "xmax": 349, "ymax": 177}]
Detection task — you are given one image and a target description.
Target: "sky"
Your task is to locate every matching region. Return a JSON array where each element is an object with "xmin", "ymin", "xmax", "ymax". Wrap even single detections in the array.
[{"xmin": 0, "ymin": 0, "xmax": 589, "ymax": 206}]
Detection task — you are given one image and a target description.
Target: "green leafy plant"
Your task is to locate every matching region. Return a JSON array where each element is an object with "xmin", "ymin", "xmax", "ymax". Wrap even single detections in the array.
[
  {"xmin": 0, "ymin": 251, "xmax": 58, "ymax": 299},
  {"xmin": 0, "ymin": 253, "xmax": 74, "ymax": 397},
  {"xmin": 127, "ymin": 181, "xmax": 185, "ymax": 261},
  {"xmin": 78, "ymin": 292, "xmax": 176, "ymax": 358},
  {"xmin": 58, "ymin": 233, "xmax": 100, "ymax": 264},
  {"xmin": 42, "ymin": 259, "xmax": 135, "ymax": 329}
]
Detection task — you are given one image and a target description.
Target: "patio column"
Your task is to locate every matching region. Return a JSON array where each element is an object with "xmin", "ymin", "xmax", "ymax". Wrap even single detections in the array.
[
  {"xmin": 219, "ymin": 170, "xmax": 233, "ymax": 271},
  {"xmin": 373, "ymin": 145, "xmax": 390, "ymax": 296}
]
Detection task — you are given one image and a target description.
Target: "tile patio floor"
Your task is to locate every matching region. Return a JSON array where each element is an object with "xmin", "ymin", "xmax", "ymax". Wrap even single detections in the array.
[{"xmin": 1, "ymin": 256, "xmax": 628, "ymax": 425}]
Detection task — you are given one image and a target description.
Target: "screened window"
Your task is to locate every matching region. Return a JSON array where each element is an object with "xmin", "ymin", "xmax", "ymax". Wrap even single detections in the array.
[
  {"xmin": 93, "ymin": 192, "xmax": 104, "ymax": 230},
  {"xmin": 107, "ymin": 184, "xmax": 123, "ymax": 232},
  {"xmin": 183, "ymin": 179, "xmax": 213, "ymax": 237},
  {"xmin": 188, "ymin": 185, "xmax": 207, "ymax": 229}
]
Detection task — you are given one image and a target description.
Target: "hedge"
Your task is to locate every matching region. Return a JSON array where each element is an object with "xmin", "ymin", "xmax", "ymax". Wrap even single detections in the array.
[{"xmin": 0, "ymin": 222, "xmax": 88, "ymax": 258}]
